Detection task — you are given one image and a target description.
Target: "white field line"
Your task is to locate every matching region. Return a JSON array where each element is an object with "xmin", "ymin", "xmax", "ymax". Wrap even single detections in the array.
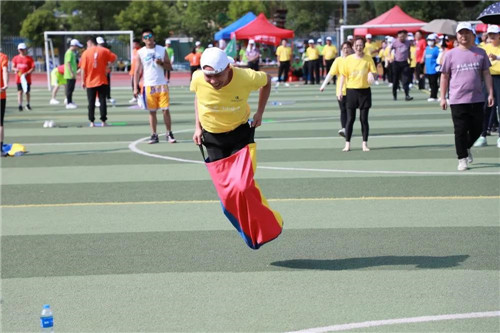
[
  {"xmin": 286, "ymin": 311, "xmax": 500, "ymax": 333},
  {"xmin": 128, "ymin": 134, "xmax": 500, "ymax": 176}
]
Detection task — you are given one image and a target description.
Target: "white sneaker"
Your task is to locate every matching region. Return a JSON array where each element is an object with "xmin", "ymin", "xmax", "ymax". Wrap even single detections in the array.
[
  {"xmin": 427, "ymin": 98, "xmax": 437, "ymax": 102},
  {"xmin": 375, "ymin": 80, "xmax": 379, "ymax": 85},
  {"xmin": 95, "ymin": 100, "xmax": 101, "ymax": 107},
  {"xmin": 457, "ymin": 158, "xmax": 468, "ymax": 171},
  {"xmin": 285, "ymin": 83, "xmax": 290, "ymax": 87},
  {"xmin": 64, "ymin": 98, "xmax": 68, "ymax": 105},
  {"xmin": 338, "ymin": 128, "xmax": 345, "ymax": 137},
  {"xmin": 497, "ymin": 137, "xmax": 500, "ymax": 148},
  {"xmin": 107, "ymin": 98, "xmax": 116, "ymax": 105},
  {"xmin": 409, "ymin": 83, "xmax": 413, "ymax": 89},
  {"xmin": 49, "ymin": 98, "xmax": 60, "ymax": 105},
  {"xmin": 129, "ymin": 97, "xmax": 137, "ymax": 103},
  {"xmin": 275, "ymin": 82, "xmax": 280, "ymax": 88},
  {"xmin": 66, "ymin": 103, "xmax": 77, "ymax": 109},
  {"xmin": 388, "ymin": 83, "xmax": 393, "ymax": 87},
  {"xmin": 467, "ymin": 149, "xmax": 473, "ymax": 164},
  {"xmin": 473, "ymin": 136, "xmax": 487, "ymax": 147}
]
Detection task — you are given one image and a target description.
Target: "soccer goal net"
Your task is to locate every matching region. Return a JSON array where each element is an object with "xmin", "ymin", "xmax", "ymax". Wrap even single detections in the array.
[{"xmin": 43, "ymin": 30, "xmax": 133, "ymax": 90}]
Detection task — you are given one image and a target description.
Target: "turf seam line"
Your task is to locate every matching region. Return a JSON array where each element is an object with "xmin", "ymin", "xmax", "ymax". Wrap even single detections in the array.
[{"xmin": 2, "ymin": 195, "xmax": 499, "ymax": 208}]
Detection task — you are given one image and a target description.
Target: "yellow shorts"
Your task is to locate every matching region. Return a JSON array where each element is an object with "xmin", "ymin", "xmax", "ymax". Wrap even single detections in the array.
[
  {"xmin": 50, "ymin": 68, "xmax": 67, "ymax": 86},
  {"xmin": 141, "ymin": 84, "xmax": 169, "ymax": 111}
]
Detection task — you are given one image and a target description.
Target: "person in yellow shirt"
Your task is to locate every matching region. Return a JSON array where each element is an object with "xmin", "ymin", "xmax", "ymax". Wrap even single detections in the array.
[
  {"xmin": 305, "ymin": 39, "xmax": 320, "ymax": 84},
  {"xmin": 476, "ymin": 24, "xmax": 500, "ymax": 148},
  {"xmin": 408, "ymin": 35, "xmax": 417, "ymax": 87},
  {"xmin": 275, "ymin": 39, "xmax": 292, "ymax": 87},
  {"xmin": 190, "ymin": 47, "xmax": 271, "ymax": 161},
  {"xmin": 378, "ymin": 41, "xmax": 387, "ymax": 82},
  {"xmin": 319, "ymin": 41, "xmax": 354, "ymax": 137},
  {"xmin": 364, "ymin": 33, "xmax": 380, "ymax": 85},
  {"xmin": 317, "ymin": 38, "xmax": 325, "ymax": 78},
  {"xmin": 384, "ymin": 36, "xmax": 394, "ymax": 86},
  {"xmin": 322, "ymin": 36, "xmax": 338, "ymax": 80},
  {"xmin": 338, "ymin": 37, "xmax": 377, "ymax": 152}
]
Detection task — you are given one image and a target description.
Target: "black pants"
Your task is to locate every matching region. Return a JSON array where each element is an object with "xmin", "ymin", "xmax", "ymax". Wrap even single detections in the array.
[
  {"xmin": 65, "ymin": 79, "xmax": 76, "ymax": 104},
  {"xmin": 189, "ymin": 66, "xmax": 200, "ymax": 80},
  {"xmin": 1, "ymin": 98, "xmax": 5, "ymax": 126},
  {"xmin": 415, "ymin": 62, "xmax": 426, "ymax": 89},
  {"xmin": 345, "ymin": 88, "xmax": 371, "ymax": 142},
  {"xmin": 166, "ymin": 70, "xmax": 171, "ymax": 81},
  {"xmin": 278, "ymin": 61, "xmax": 290, "ymax": 82},
  {"xmin": 303, "ymin": 61, "xmax": 309, "ymax": 82},
  {"xmin": 319, "ymin": 56, "xmax": 324, "ymax": 77},
  {"xmin": 86, "ymin": 85, "xmax": 107, "ymax": 122},
  {"xmin": 307, "ymin": 59, "xmax": 320, "ymax": 84},
  {"xmin": 386, "ymin": 63, "xmax": 392, "ymax": 83},
  {"xmin": 392, "ymin": 61, "xmax": 410, "ymax": 98},
  {"xmin": 427, "ymin": 74, "xmax": 439, "ymax": 99},
  {"xmin": 325, "ymin": 58, "xmax": 335, "ymax": 83},
  {"xmin": 337, "ymin": 96, "xmax": 347, "ymax": 129},
  {"xmin": 248, "ymin": 61, "xmax": 259, "ymax": 71},
  {"xmin": 202, "ymin": 123, "xmax": 255, "ymax": 162},
  {"xmin": 105, "ymin": 73, "xmax": 111, "ymax": 99},
  {"xmin": 450, "ymin": 103, "xmax": 483, "ymax": 159}
]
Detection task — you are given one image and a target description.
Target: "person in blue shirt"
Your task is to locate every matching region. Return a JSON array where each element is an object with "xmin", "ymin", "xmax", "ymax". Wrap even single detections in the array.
[{"xmin": 424, "ymin": 34, "xmax": 440, "ymax": 102}]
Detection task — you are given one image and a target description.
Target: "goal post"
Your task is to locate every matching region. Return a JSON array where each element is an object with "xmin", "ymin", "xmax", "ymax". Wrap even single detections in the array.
[{"xmin": 43, "ymin": 30, "xmax": 134, "ymax": 91}]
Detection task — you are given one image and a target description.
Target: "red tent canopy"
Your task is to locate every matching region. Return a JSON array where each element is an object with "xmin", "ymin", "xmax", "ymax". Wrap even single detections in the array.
[
  {"xmin": 354, "ymin": 5, "xmax": 426, "ymax": 36},
  {"xmin": 232, "ymin": 13, "xmax": 294, "ymax": 46}
]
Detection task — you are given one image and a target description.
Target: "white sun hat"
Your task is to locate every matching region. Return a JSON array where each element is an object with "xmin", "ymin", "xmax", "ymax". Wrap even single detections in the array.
[
  {"xmin": 96, "ymin": 36, "xmax": 105, "ymax": 44},
  {"xmin": 200, "ymin": 47, "xmax": 234, "ymax": 75}
]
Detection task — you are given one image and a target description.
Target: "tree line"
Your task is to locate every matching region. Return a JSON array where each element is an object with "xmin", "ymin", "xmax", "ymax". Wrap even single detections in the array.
[{"xmin": 1, "ymin": 0, "xmax": 495, "ymax": 48}]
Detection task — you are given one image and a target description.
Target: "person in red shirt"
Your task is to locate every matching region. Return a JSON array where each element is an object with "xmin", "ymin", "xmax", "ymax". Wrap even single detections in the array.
[
  {"xmin": 414, "ymin": 30, "xmax": 427, "ymax": 90},
  {"xmin": 11, "ymin": 43, "xmax": 35, "ymax": 111},
  {"xmin": 1, "ymin": 52, "xmax": 8, "ymax": 155},
  {"xmin": 184, "ymin": 47, "xmax": 202, "ymax": 80},
  {"xmin": 129, "ymin": 38, "xmax": 141, "ymax": 103},
  {"xmin": 79, "ymin": 37, "xmax": 117, "ymax": 127}
]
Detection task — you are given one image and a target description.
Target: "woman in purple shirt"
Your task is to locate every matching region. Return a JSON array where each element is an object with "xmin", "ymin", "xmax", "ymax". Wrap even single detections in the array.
[{"xmin": 440, "ymin": 22, "xmax": 494, "ymax": 171}]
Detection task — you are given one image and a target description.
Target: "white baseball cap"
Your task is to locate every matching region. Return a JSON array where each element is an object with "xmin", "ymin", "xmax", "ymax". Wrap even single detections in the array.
[
  {"xmin": 200, "ymin": 47, "xmax": 234, "ymax": 75},
  {"xmin": 366, "ymin": 33, "xmax": 372, "ymax": 39},
  {"xmin": 70, "ymin": 39, "xmax": 83, "ymax": 47},
  {"xmin": 487, "ymin": 25, "xmax": 500, "ymax": 34},
  {"xmin": 426, "ymin": 34, "xmax": 437, "ymax": 40},
  {"xmin": 326, "ymin": 36, "xmax": 332, "ymax": 41},
  {"xmin": 456, "ymin": 22, "xmax": 473, "ymax": 33},
  {"xmin": 408, "ymin": 35, "xmax": 414, "ymax": 41},
  {"xmin": 17, "ymin": 43, "xmax": 27, "ymax": 49},
  {"xmin": 165, "ymin": 39, "xmax": 171, "ymax": 45},
  {"xmin": 195, "ymin": 41, "xmax": 201, "ymax": 46},
  {"xmin": 308, "ymin": 39, "xmax": 315, "ymax": 44},
  {"xmin": 347, "ymin": 35, "xmax": 353, "ymax": 40},
  {"xmin": 317, "ymin": 38, "xmax": 323, "ymax": 43},
  {"xmin": 96, "ymin": 36, "xmax": 105, "ymax": 44},
  {"xmin": 248, "ymin": 39, "xmax": 255, "ymax": 44}
]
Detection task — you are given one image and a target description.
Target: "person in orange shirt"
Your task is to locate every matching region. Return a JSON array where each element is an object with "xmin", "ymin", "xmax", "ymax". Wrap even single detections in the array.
[
  {"xmin": 1, "ymin": 52, "xmax": 8, "ymax": 155},
  {"xmin": 80, "ymin": 37, "xmax": 117, "ymax": 127},
  {"xmin": 129, "ymin": 38, "xmax": 141, "ymax": 103},
  {"xmin": 185, "ymin": 47, "xmax": 202, "ymax": 80}
]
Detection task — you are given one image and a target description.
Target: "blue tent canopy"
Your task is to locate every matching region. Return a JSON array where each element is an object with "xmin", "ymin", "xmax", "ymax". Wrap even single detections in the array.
[{"xmin": 214, "ymin": 12, "xmax": 256, "ymax": 41}]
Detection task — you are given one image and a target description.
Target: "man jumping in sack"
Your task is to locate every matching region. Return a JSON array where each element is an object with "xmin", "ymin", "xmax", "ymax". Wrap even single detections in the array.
[{"xmin": 190, "ymin": 47, "xmax": 283, "ymax": 249}]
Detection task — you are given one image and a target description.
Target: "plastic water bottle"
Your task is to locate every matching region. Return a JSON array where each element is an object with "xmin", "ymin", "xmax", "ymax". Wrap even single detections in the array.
[{"xmin": 40, "ymin": 304, "xmax": 54, "ymax": 332}]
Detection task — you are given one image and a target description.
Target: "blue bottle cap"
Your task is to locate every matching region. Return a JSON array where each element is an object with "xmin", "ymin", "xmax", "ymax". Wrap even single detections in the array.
[{"xmin": 43, "ymin": 304, "xmax": 50, "ymax": 309}]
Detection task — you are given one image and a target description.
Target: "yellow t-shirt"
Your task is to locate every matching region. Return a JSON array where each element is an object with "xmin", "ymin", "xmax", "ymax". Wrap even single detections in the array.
[
  {"xmin": 378, "ymin": 48, "xmax": 385, "ymax": 61},
  {"xmin": 384, "ymin": 45, "xmax": 392, "ymax": 61},
  {"xmin": 328, "ymin": 57, "xmax": 347, "ymax": 96},
  {"xmin": 364, "ymin": 42, "xmax": 377, "ymax": 57},
  {"xmin": 340, "ymin": 54, "xmax": 377, "ymax": 89},
  {"xmin": 306, "ymin": 47, "xmax": 320, "ymax": 60},
  {"xmin": 276, "ymin": 45, "xmax": 292, "ymax": 62},
  {"xmin": 322, "ymin": 45, "xmax": 337, "ymax": 60},
  {"xmin": 482, "ymin": 43, "xmax": 500, "ymax": 75},
  {"xmin": 190, "ymin": 67, "xmax": 268, "ymax": 133},
  {"xmin": 409, "ymin": 45, "xmax": 416, "ymax": 68}
]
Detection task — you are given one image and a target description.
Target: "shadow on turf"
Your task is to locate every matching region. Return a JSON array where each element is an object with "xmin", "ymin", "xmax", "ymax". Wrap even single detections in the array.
[
  {"xmin": 372, "ymin": 144, "xmax": 454, "ymax": 150},
  {"xmin": 470, "ymin": 162, "xmax": 500, "ymax": 170},
  {"xmin": 26, "ymin": 148, "xmax": 128, "ymax": 156},
  {"xmin": 270, "ymin": 255, "xmax": 469, "ymax": 270}
]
